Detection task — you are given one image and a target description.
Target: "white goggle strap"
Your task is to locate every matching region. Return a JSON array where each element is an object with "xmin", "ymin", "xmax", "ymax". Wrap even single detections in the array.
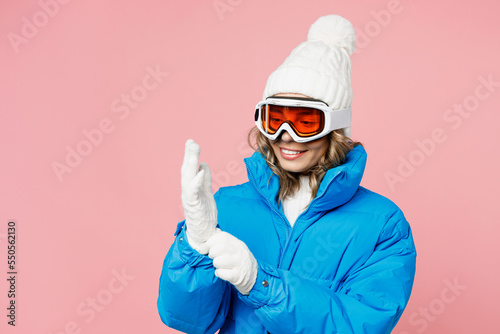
[{"xmin": 326, "ymin": 108, "xmax": 351, "ymax": 131}]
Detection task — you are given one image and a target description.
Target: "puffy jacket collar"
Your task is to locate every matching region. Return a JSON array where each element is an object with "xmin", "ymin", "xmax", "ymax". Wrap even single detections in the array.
[{"xmin": 244, "ymin": 145, "xmax": 367, "ymax": 215}]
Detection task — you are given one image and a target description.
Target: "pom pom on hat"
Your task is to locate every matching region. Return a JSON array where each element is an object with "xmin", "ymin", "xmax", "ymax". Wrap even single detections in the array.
[
  {"xmin": 262, "ymin": 14, "xmax": 356, "ymax": 137},
  {"xmin": 307, "ymin": 15, "xmax": 356, "ymax": 55}
]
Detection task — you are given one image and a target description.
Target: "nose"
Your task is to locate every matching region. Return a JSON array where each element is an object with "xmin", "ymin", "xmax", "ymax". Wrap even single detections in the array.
[{"xmin": 279, "ymin": 130, "xmax": 294, "ymax": 143}]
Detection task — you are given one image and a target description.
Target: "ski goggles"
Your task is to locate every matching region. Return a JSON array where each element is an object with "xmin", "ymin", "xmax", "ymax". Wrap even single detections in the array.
[{"xmin": 254, "ymin": 97, "xmax": 351, "ymax": 143}]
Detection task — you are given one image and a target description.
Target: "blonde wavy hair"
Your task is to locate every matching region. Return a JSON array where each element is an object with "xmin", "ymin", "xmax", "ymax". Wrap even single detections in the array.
[{"xmin": 248, "ymin": 127, "xmax": 363, "ymax": 204}]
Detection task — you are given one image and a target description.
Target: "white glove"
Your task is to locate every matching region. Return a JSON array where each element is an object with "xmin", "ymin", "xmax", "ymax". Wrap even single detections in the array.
[
  {"xmin": 181, "ymin": 139, "xmax": 218, "ymax": 254},
  {"xmin": 206, "ymin": 231, "xmax": 258, "ymax": 295}
]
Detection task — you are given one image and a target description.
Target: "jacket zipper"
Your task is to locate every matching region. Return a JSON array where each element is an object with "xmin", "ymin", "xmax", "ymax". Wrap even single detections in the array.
[
  {"xmin": 245, "ymin": 162, "xmax": 340, "ymax": 269},
  {"xmin": 245, "ymin": 166, "xmax": 291, "ymax": 267},
  {"xmin": 278, "ymin": 203, "xmax": 309, "ymax": 268},
  {"xmin": 273, "ymin": 172, "xmax": 339, "ymax": 268}
]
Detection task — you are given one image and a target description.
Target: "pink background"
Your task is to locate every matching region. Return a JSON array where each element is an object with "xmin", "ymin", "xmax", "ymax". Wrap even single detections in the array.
[{"xmin": 1, "ymin": 0, "xmax": 499, "ymax": 333}]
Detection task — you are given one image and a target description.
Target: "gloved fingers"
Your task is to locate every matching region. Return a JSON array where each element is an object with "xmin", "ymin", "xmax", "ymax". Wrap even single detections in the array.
[
  {"xmin": 181, "ymin": 139, "xmax": 201, "ymax": 190},
  {"xmin": 214, "ymin": 268, "xmax": 236, "ymax": 283},
  {"xmin": 183, "ymin": 169, "xmax": 205, "ymax": 204},
  {"xmin": 198, "ymin": 162, "xmax": 214, "ymax": 196},
  {"xmin": 195, "ymin": 241, "xmax": 210, "ymax": 255},
  {"xmin": 212, "ymin": 254, "xmax": 238, "ymax": 269},
  {"xmin": 207, "ymin": 242, "xmax": 230, "ymax": 260},
  {"xmin": 206, "ymin": 232, "xmax": 236, "ymax": 259},
  {"xmin": 205, "ymin": 230, "xmax": 230, "ymax": 250},
  {"xmin": 185, "ymin": 228, "xmax": 220, "ymax": 255}
]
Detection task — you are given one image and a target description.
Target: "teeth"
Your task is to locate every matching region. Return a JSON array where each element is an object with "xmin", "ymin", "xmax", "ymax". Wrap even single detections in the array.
[{"xmin": 282, "ymin": 148, "xmax": 302, "ymax": 155}]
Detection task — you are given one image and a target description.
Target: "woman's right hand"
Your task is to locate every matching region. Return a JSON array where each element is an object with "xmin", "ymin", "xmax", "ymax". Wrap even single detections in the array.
[{"xmin": 180, "ymin": 139, "xmax": 218, "ymax": 254}]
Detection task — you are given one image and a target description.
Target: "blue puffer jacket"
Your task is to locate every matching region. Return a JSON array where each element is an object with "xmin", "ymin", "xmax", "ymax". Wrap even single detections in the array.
[{"xmin": 157, "ymin": 145, "xmax": 416, "ymax": 334}]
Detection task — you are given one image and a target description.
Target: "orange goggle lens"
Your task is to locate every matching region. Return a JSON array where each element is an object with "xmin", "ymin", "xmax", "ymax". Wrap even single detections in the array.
[{"xmin": 261, "ymin": 104, "xmax": 325, "ymax": 137}]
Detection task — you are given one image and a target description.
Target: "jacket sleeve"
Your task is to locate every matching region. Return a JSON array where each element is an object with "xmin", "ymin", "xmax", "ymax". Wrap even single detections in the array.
[
  {"xmin": 157, "ymin": 222, "xmax": 231, "ymax": 334},
  {"xmin": 239, "ymin": 210, "xmax": 417, "ymax": 334}
]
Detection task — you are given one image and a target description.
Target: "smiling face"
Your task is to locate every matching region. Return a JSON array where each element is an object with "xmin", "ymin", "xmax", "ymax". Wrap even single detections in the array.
[{"xmin": 269, "ymin": 93, "xmax": 329, "ymax": 173}]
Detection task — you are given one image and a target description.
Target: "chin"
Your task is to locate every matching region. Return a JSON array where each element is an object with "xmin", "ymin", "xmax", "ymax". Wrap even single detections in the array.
[{"xmin": 278, "ymin": 160, "xmax": 308, "ymax": 173}]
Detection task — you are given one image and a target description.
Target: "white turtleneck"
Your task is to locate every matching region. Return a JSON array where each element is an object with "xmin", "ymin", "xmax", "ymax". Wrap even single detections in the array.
[{"xmin": 282, "ymin": 175, "xmax": 312, "ymax": 227}]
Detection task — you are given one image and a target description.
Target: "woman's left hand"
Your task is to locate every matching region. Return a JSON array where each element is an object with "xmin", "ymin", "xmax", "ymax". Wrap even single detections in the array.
[{"xmin": 205, "ymin": 231, "xmax": 258, "ymax": 295}]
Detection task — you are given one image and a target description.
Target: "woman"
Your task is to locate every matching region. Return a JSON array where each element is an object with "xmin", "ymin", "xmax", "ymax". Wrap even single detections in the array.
[{"xmin": 157, "ymin": 15, "xmax": 416, "ymax": 334}]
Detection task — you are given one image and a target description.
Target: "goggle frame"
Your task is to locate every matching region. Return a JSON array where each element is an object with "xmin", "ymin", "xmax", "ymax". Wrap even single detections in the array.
[{"xmin": 254, "ymin": 97, "xmax": 351, "ymax": 143}]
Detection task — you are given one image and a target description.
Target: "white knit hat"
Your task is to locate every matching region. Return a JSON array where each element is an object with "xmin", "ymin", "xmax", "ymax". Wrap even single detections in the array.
[{"xmin": 262, "ymin": 15, "xmax": 356, "ymax": 137}]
